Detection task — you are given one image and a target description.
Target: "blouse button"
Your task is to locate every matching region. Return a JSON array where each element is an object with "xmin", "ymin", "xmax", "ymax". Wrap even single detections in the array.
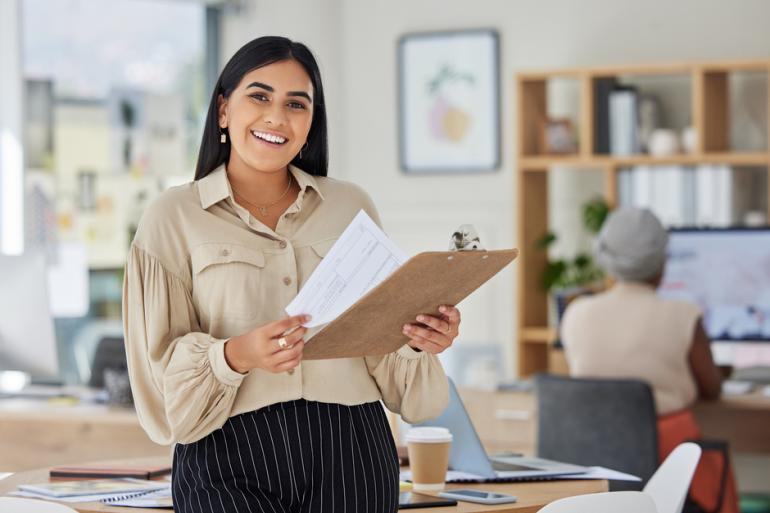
[
  {"xmin": 220, "ymin": 249, "xmax": 230, "ymax": 257},
  {"xmin": 283, "ymin": 276, "xmax": 292, "ymax": 286},
  {"xmin": 287, "ymin": 369, "xmax": 295, "ymax": 375},
  {"xmin": 278, "ymin": 240, "xmax": 288, "ymax": 249}
]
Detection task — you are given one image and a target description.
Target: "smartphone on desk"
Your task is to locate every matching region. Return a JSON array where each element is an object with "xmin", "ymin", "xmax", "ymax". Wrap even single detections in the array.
[
  {"xmin": 398, "ymin": 492, "xmax": 457, "ymax": 509},
  {"xmin": 438, "ymin": 489, "xmax": 518, "ymax": 505}
]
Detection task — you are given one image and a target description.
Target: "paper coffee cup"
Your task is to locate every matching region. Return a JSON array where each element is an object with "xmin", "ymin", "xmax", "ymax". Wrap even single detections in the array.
[{"xmin": 406, "ymin": 427, "xmax": 452, "ymax": 491}]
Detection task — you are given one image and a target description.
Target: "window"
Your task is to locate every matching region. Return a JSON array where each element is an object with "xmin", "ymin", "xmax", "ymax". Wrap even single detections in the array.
[{"xmin": 19, "ymin": 0, "xmax": 211, "ymax": 383}]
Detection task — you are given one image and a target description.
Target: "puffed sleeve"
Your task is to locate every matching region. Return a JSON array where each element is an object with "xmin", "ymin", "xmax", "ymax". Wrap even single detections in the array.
[
  {"xmin": 123, "ymin": 243, "xmax": 246, "ymax": 445},
  {"xmin": 365, "ymin": 347, "xmax": 449, "ymax": 423}
]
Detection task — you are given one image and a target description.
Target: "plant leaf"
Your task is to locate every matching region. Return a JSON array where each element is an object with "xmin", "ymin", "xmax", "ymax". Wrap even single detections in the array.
[{"xmin": 536, "ymin": 231, "xmax": 557, "ymax": 250}]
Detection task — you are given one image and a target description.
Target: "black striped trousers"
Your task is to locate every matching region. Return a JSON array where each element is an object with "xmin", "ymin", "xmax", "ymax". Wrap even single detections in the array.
[{"xmin": 171, "ymin": 399, "xmax": 400, "ymax": 513}]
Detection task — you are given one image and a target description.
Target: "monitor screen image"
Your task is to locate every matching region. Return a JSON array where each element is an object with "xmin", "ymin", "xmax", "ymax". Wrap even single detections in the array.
[{"xmin": 659, "ymin": 228, "xmax": 770, "ymax": 342}]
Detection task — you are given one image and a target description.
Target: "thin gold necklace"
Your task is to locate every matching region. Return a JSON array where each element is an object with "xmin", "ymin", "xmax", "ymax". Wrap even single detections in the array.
[{"xmin": 233, "ymin": 174, "xmax": 293, "ymax": 217}]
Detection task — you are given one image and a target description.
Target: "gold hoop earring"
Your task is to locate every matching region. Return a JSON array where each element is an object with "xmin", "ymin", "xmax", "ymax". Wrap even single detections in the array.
[{"xmin": 299, "ymin": 141, "xmax": 309, "ymax": 159}]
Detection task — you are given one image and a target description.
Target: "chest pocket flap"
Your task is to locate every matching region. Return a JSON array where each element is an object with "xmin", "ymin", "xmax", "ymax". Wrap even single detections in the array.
[
  {"xmin": 192, "ymin": 244, "xmax": 265, "ymax": 275},
  {"xmin": 310, "ymin": 237, "xmax": 338, "ymax": 258}
]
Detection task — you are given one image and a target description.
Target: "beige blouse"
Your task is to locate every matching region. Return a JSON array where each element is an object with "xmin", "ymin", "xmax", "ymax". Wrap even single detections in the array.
[
  {"xmin": 123, "ymin": 165, "xmax": 448, "ymax": 445},
  {"xmin": 561, "ymin": 281, "xmax": 702, "ymax": 415}
]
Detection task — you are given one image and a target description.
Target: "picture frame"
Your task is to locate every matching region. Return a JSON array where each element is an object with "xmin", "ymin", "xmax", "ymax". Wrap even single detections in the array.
[
  {"xmin": 540, "ymin": 118, "xmax": 577, "ymax": 155},
  {"xmin": 398, "ymin": 29, "xmax": 500, "ymax": 174}
]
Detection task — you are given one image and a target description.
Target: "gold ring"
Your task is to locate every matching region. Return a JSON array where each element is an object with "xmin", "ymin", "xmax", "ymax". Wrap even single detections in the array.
[{"xmin": 278, "ymin": 337, "xmax": 289, "ymax": 349}]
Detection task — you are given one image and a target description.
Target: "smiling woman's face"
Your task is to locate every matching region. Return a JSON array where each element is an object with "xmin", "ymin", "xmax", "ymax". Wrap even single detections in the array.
[{"xmin": 219, "ymin": 59, "xmax": 314, "ymax": 175}]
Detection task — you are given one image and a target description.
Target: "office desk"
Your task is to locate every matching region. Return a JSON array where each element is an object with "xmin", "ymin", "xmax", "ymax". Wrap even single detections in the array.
[
  {"xmin": 0, "ymin": 399, "xmax": 168, "ymax": 472},
  {"xmin": 459, "ymin": 387, "xmax": 770, "ymax": 456},
  {"xmin": 692, "ymin": 389, "xmax": 770, "ymax": 453},
  {"xmin": 0, "ymin": 457, "xmax": 608, "ymax": 513}
]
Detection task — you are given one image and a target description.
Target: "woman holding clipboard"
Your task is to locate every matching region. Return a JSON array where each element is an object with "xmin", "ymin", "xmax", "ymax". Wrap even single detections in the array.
[{"xmin": 123, "ymin": 36, "xmax": 457, "ymax": 513}]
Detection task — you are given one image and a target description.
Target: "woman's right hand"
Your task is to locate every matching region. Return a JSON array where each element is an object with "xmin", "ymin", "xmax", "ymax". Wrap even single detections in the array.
[{"xmin": 224, "ymin": 314, "xmax": 311, "ymax": 374}]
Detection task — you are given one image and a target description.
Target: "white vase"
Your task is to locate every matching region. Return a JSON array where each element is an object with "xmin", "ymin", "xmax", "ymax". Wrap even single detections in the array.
[
  {"xmin": 681, "ymin": 126, "xmax": 697, "ymax": 153},
  {"xmin": 648, "ymin": 129, "xmax": 680, "ymax": 156}
]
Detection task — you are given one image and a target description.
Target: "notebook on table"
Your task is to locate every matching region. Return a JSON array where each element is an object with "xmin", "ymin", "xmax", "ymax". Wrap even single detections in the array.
[
  {"xmin": 18, "ymin": 478, "xmax": 168, "ymax": 498},
  {"xmin": 102, "ymin": 487, "xmax": 173, "ymax": 508},
  {"xmin": 49, "ymin": 464, "xmax": 172, "ymax": 480}
]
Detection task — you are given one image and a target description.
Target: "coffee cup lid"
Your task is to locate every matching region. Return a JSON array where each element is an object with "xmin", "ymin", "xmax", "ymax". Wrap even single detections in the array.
[{"xmin": 405, "ymin": 427, "xmax": 453, "ymax": 443}]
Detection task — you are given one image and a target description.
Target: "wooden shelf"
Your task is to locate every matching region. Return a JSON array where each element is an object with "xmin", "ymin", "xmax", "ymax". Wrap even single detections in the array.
[
  {"xmin": 515, "ymin": 58, "xmax": 770, "ymax": 378},
  {"xmin": 520, "ymin": 152, "xmax": 769, "ymax": 169},
  {"xmin": 521, "ymin": 327, "xmax": 557, "ymax": 344},
  {"xmin": 518, "ymin": 59, "xmax": 770, "ymax": 81}
]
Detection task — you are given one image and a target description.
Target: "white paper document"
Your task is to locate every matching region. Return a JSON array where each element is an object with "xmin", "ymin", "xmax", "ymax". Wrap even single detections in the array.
[
  {"xmin": 400, "ymin": 466, "xmax": 640, "ymax": 483},
  {"xmin": 553, "ymin": 466, "xmax": 642, "ymax": 481},
  {"xmin": 286, "ymin": 210, "xmax": 408, "ymax": 328}
]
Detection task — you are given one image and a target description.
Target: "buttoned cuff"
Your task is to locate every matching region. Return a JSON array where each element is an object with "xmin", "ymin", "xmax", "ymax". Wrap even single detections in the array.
[
  {"xmin": 208, "ymin": 337, "xmax": 247, "ymax": 387},
  {"xmin": 397, "ymin": 344, "xmax": 425, "ymax": 360}
]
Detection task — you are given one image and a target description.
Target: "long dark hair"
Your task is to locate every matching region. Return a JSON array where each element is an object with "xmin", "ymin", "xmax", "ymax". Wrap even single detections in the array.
[{"xmin": 194, "ymin": 36, "xmax": 328, "ymax": 180}]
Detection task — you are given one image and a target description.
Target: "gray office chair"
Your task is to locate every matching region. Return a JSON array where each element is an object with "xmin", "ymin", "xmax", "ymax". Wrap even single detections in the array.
[
  {"xmin": 535, "ymin": 374, "xmax": 731, "ymax": 513},
  {"xmin": 534, "ymin": 373, "xmax": 659, "ymax": 491}
]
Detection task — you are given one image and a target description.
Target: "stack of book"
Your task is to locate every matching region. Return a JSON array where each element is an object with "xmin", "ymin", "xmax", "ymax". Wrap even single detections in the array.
[
  {"xmin": 617, "ymin": 164, "xmax": 735, "ymax": 226},
  {"xmin": 10, "ymin": 464, "xmax": 174, "ymax": 508}
]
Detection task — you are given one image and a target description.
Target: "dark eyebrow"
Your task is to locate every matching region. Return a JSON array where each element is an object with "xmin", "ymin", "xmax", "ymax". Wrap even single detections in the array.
[
  {"xmin": 246, "ymin": 81, "xmax": 312, "ymax": 103},
  {"xmin": 288, "ymin": 91, "xmax": 313, "ymax": 103},
  {"xmin": 247, "ymin": 81, "xmax": 274, "ymax": 92}
]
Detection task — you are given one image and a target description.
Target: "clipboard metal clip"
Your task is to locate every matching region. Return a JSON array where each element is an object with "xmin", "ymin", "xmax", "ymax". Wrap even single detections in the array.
[{"xmin": 449, "ymin": 224, "xmax": 485, "ymax": 252}]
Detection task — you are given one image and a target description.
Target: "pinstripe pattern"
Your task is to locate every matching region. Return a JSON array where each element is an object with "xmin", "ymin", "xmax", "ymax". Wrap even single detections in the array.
[{"xmin": 172, "ymin": 400, "xmax": 399, "ymax": 513}]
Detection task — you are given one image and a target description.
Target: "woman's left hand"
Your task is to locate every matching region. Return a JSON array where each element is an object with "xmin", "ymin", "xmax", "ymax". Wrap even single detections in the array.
[{"xmin": 402, "ymin": 305, "xmax": 461, "ymax": 354}]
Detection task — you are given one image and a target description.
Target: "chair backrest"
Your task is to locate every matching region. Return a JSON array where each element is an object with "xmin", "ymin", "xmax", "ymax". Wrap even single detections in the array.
[
  {"xmin": 88, "ymin": 335, "xmax": 127, "ymax": 388},
  {"xmin": 538, "ymin": 491, "xmax": 658, "ymax": 513},
  {"xmin": 0, "ymin": 497, "xmax": 78, "ymax": 512},
  {"xmin": 535, "ymin": 374, "xmax": 659, "ymax": 487},
  {"xmin": 643, "ymin": 442, "xmax": 702, "ymax": 513}
]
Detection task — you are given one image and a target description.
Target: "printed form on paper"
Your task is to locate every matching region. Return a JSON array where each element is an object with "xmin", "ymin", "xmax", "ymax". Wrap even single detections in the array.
[{"xmin": 285, "ymin": 210, "xmax": 409, "ymax": 328}]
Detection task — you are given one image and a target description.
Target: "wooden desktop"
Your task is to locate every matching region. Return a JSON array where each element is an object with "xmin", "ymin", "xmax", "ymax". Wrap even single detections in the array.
[
  {"xmin": 0, "ymin": 398, "xmax": 168, "ymax": 472},
  {"xmin": 458, "ymin": 387, "xmax": 770, "ymax": 456},
  {"xmin": 1, "ymin": 386, "xmax": 768, "ymax": 476},
  {"xmin": 0, "ymin": 457, "xmax": 608, "ymax": 513}
]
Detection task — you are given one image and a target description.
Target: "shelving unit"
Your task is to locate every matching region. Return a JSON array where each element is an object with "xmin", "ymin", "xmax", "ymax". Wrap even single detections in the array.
[{"xmin": 516, "ymin": 59, "xmax": 770, "ymax": 377}]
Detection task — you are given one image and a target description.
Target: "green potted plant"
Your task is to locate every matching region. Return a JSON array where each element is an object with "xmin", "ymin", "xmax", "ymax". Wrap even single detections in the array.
[{"xmin": 537, "ymin": 197, "xmax": 610, "ymax": 328}]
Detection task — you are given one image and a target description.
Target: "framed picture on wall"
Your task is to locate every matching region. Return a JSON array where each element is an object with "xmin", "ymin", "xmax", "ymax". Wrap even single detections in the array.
[{"xmin": 398, "ymin": 28, "xmax": 500, "ymax": 174}]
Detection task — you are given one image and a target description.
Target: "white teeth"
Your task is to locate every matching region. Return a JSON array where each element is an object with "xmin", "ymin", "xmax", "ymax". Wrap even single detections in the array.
[{"xmin": 252, "ymin": 130, "xmax": 286, "ymax": 144}]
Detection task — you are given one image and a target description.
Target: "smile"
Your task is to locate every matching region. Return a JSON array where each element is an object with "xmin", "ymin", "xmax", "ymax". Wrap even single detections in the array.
[{"xmin": 251, "ymin": 130, "xmax": 287, "ymax": 145}]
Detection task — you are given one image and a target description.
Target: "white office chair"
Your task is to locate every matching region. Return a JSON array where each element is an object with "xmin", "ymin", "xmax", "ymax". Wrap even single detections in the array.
[
  {"xmin": 538, "ymin": 442, "xmax": 702, "ymax": 513},
  {"xmin": 643, "ymin": 442, "xmax": 702, "ymax": 513},
  {"xmin": 538, "ymin": 490, "xmax": 658, "ymax": 513},
  {"xmin": 0, "ymin": 497, "xmax": 78, "ymax": 512}
]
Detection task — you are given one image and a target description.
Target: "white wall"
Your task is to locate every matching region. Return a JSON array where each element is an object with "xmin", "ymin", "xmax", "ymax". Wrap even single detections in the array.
[
  {"xmin": 223, "ymin": 0, "xmax": 770, "ymax": 379},
  {"xmin": 220, "ymin": 0, "xmax": 345, "ymax": 175},
  {"xmin": 0, "ymin": 0, "xmax": 25, "ymax": 255}
]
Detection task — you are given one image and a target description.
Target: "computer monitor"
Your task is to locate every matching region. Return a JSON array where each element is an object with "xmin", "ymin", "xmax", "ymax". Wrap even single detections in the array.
[
  {"xmin": 0, "ymin": 250, "xmax": 59, "ymax": 382},
  {"xmin": 658, "ymin": 227, "xmax": 770, "ymax": 364}
]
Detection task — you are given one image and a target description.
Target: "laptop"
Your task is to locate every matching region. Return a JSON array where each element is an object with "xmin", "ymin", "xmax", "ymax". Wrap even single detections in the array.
[{"xmin": 413, "ymin": 378, "xmax": 588, "ymax": 481}]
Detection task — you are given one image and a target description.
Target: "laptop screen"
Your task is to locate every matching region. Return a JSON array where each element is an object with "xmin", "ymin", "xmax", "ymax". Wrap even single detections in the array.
[{"xmin": 412, "ymin": 378, "xmax": 499, "ymax": 478}]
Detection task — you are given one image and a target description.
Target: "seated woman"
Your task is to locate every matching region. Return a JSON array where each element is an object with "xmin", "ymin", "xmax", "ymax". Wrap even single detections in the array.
[{"xmin": 561, "ymin": 207, "xmax": 737, "ymax": 513}]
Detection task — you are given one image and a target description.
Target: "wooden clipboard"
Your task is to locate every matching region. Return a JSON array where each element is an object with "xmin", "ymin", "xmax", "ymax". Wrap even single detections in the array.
[{"xmin": 302, "ymin": 248, "xmax": 518, "ymax": 360}]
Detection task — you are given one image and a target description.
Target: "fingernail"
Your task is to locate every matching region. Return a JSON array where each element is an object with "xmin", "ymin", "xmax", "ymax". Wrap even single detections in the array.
[
  {"xmin": 439, "ymin": 306, "xmax": 447, "ymax": 313},
  {"xmin": 304, "ymin": 315, "xmax": 312, "ymax": 322},
  {"xmin": 417, "ymin": 315, "xmax": 426, "ymax": 322}
]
